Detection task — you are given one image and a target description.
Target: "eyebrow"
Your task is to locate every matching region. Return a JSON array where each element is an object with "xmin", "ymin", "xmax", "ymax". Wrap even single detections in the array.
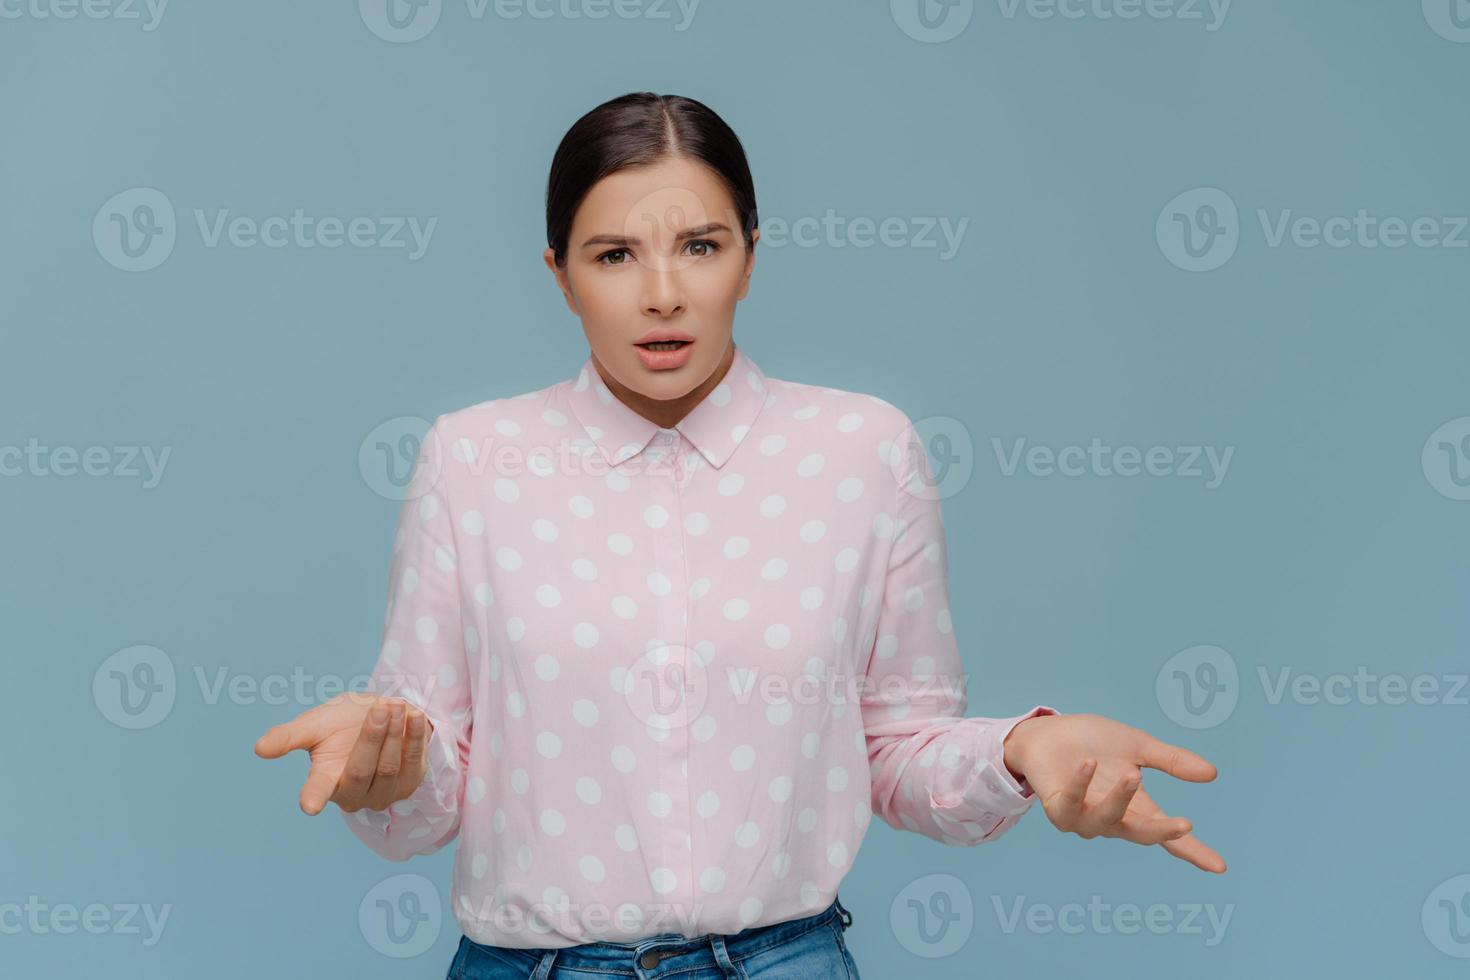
[{"xmin": 579, "ymin": 222, "xmax": 733, "ymax": 250}]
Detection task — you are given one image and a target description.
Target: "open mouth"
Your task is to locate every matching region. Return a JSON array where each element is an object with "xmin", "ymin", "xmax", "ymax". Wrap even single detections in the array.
[{"xmin": 636, "ymin": 341, "xmax": 692, "ymax": 351}]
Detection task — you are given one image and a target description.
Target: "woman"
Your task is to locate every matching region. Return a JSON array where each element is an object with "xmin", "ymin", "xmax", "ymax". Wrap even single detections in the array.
[{"xmin": 254, "ymin": 92, "xmax": 1224, "ymax": 979}]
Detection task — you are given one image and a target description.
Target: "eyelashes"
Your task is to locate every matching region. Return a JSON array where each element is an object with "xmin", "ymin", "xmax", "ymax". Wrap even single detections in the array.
[{"xmin": 596, "ymin": 239, "xmax": 721, "ymax": 267}]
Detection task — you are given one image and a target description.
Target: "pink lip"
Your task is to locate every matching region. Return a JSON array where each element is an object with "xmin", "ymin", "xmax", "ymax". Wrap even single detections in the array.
[
  {"xmin": 634, "ymin": 328, "xmax": 696, "ymax": 344},
  {"xmin": 635, "ymin": 339, "xmax": 695, "ymax": 370}
]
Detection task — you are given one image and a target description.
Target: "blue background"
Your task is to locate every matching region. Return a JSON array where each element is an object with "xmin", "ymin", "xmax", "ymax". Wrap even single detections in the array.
[{"xmin": 4, "ymin": 0, "xmax": 1468, "ymax": 976}]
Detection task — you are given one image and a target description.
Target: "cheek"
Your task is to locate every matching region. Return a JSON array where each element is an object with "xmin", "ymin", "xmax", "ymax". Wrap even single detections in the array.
[
  {"xmin": 683, "ymin": 263, "xmax": 746, "ymax": 306},
  {"xmin": 574, "ymin": 269, "xmax": 639, "ymax": 313}
]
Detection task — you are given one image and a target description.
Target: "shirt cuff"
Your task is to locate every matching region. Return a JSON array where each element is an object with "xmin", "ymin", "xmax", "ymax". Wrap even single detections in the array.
[
  {"xmin": 345, "ymin": 714, "xmax": 462, "ymax": 842},
  {"xmin": 928, "ymin": 706, "xmax": 1059, "ymax": 833}
]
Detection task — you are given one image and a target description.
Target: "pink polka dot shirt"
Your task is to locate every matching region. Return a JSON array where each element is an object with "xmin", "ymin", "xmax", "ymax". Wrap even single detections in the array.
[{"xmin": 343, "ymin": 341, "xmax": 1056, "ymax": 948}]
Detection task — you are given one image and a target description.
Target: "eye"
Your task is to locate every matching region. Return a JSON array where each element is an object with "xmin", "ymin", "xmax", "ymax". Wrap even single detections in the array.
[{"xmin": 594, "ymin": 240, "xmax": 721, "ymax": 267}]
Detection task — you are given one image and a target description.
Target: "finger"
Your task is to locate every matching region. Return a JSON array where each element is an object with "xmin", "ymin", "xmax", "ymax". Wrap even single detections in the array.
[
  {"xmin": 377, "ymin": 701, "xmax": 406, "ymax": 778},
  {"xmin": 1043, "ymin": 758, "xmax": 1096, "ymax": 831},
  {"xmin": 334, "ymin": 701, "xmax": 392, "ymax": 810},
  {"xmin": 254, "ymin": 713, "xmax": 319, "ymax": 759},
  {"xmin": 401, "ymin": 707, "xmax": 430, "ymax": 784},
  {"xmin": 1114, "ymin": 813, "xmax": 1193, "ymax": 846},
  {"xmin": 1122, "ymin": 786, "xmax": 1194, "ymax": 840},
  {"xmin": 1080, "ymin": 769, "xmax": 1141, "ymax": 838},
  {"xmin": 1161, "ymin": 832, "xmax": 1227, "ymax": 873},
  {"xmin": 1138, "ymin": 736, "xmax": 1217, "ymax": 783},
  {"xmin": 363, "ymin": 701, "xmax": 408, "ymax": 810},
  {"xmin": 300, "ymin": 759, "xmax": 341, "ymax": 816}
]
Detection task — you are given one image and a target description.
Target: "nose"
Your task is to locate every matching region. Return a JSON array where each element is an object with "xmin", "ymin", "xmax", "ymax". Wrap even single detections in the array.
[{"xmin": 641, "ymin": 261, "xmax": 686, "ymax": 318}]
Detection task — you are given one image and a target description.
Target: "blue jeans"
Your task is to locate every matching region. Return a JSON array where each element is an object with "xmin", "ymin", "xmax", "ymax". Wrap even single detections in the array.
[{"xmin": 447, "ymin": 895, "xmax": 861, "ymax": 979}]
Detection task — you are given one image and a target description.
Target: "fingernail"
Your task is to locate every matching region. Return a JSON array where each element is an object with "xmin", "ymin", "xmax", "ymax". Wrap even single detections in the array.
[
  {"xmin": 371, "ymin": 706, "xmax": 388, "ymax": 723},
  {"xmin": 390, "ymin": 702, "xmax": 404, "ymax": 720}
]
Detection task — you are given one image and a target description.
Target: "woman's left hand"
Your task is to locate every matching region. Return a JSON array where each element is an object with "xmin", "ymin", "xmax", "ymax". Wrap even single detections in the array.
[{"xmin": 1002, "ymin": 712, "xmax": 1226, "ymax": 873}]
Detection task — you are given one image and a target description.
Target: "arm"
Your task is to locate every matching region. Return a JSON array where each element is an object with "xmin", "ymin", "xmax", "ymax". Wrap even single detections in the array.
[
  {"xmin": 860, "ymin": 411, "xmax": 1058, "ymax": 846},
  {"xmin": 342, "ymin": 414, "xmax": 474, "ymax": 861}
]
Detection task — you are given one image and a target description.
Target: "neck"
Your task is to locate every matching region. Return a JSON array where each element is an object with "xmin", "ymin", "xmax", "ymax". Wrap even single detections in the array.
[{"xmin": 592, "ymin": 340, "xmax": 737, "ymax": 429}]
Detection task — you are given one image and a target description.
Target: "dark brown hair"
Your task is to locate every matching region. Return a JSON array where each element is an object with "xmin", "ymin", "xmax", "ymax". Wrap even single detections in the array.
[{"xmin": 545, "ymin": 92, "xmax": 758, "ymax": 267}]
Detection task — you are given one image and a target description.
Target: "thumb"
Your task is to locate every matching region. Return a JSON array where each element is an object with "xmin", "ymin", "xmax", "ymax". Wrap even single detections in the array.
[{"xmin": 300, "ymin": 760, "xmax": 342, "ymax": 816}]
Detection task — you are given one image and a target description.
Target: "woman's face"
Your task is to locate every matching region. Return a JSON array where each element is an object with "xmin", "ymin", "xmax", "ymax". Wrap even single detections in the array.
[{"xmin": 544, "ymin": 156, "xmax": 758, "ymax": 421}]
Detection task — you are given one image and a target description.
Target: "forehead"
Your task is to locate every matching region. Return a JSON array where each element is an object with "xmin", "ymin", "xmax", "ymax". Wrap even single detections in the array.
[{"xmin": 572, "ymin": 157, "xmax": 736, "ymax": 234}]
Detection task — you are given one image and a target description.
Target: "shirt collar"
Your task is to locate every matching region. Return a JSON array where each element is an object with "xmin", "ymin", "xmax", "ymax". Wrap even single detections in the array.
[{"xmin": 565, "ymin": 341, "xmax": 769, "ymax": 470}]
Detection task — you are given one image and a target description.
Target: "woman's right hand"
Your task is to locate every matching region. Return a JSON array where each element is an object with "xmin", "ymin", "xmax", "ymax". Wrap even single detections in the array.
[{"xmin": 253, "ymin": 693, "xmax": 434, "ymax": 816}]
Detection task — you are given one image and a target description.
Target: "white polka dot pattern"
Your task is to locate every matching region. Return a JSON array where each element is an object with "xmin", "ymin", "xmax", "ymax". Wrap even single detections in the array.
[{"xmin": 340, "ymin": 343, "xmax": 1056, "ymax": 951}]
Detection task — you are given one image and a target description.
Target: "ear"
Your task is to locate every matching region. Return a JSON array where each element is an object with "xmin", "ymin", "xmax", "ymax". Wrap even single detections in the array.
[{"xmin": 544, "ymin": 247, "xmax": 580, "ymax": 315}]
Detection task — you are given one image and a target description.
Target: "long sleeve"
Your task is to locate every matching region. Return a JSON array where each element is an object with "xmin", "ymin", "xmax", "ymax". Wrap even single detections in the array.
[
  {"xmin": 342, "ymin": 414, "xmax": 474, "ymax": 861},
  {"xmin": 860, "ymin": 411, "xmax": 1058, "ymax": 846}
]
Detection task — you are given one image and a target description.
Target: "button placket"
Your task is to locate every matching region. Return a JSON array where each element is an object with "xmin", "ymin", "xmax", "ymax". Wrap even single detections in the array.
[{"xmin": 647, "ymin": 428, "xmax": 694, "ymax": 925}]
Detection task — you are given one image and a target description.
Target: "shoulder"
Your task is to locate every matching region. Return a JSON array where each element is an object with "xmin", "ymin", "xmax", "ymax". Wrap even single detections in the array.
[
  {"xmin": 764, "ymin": 374, "xmax": 917, "ymax": 457},
  {"xmin": 430, "ymin": 376, "xmax": 565, "ymax": 444},
  {"xmin": 408, "ymin": 376, "xmax": 571, "ymax": 486}
]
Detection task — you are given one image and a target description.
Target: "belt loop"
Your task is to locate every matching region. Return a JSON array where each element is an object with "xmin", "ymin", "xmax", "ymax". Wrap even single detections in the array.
[
  {"xmin": 709, "ymin": 934, "xmax": 739, "ymax": 978},
  {"xmin": 530, "ymin": 948, "xmax": 559, "ymax": 979}
]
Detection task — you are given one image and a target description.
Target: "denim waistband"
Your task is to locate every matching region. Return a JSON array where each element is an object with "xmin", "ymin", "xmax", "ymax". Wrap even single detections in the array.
[{"xmin": 463, "ymin": 894, "xmax": 853, "ymax": 978}]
